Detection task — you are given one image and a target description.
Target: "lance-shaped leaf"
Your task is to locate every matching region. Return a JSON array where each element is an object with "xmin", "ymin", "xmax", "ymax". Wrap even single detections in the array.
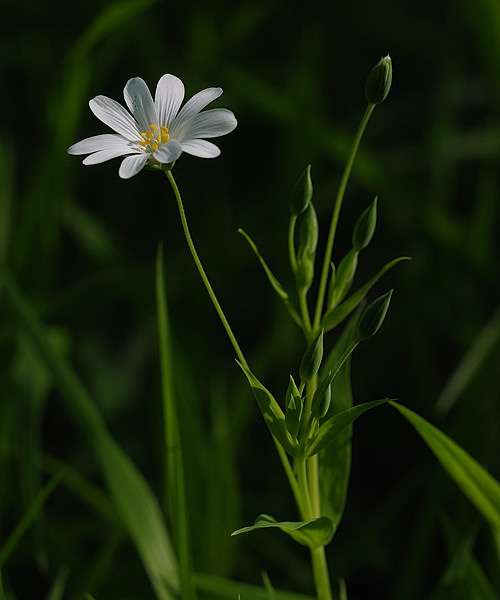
[
  {"xmin": 318, "ymin": 314, "xmax": 357, "ymax": 536},
  {"xmin": 391, "ymin": 402, "xmax": 500, "ymax": 532},
  {"xmin": 322, "ymin": 256, "xmax": 410, "ymax": 333},
  {"xmin": 237, "ymin": 362, "xmax": 299, "ymax": 457},
  {"xmin": 305, "ymin": 399, "xmax": 390, "ymax": 457},
  {"xmin": 231, "ymin": 514, "xmax": 334, "ymax": 549},
  {"xmin": 238, "ymin": 228, "xmax": 301, "ymax": 326}
]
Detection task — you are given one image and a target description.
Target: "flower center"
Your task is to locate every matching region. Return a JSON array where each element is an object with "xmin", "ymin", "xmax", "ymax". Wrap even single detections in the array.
[{"xmin": 139, "ymin": 124, "xmax": 170, "ymax": 152}]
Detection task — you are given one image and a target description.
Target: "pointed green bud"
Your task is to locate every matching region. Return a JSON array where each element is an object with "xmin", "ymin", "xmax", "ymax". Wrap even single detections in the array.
[
  {"xmin": 353, "ymin": 197, "xmax": 377, "ymax": 251},
  {"xmin": 295, "ymin": 203, "xmax": 319, "ymax": 293},
  {"xmin": 299, "ymin": 329, "xmax": 324, "ymax": 382},
  {"xmin": 289, "ymin": 165, "xmax": 313, "ymax": 216},
  {"xmin": 315, "ymin": 384, "xmax": 331, "ymax": 420},
  {"xmin": 330, "ymin": 248, "xmax": 358, "ymax": 308},
  {"xmin": 285, "ymin": 376, "xmax": 302, "ymax": 438},
  {"xmin": 357, "ymin": 290, "xmax": 393, "ymax": 340},
  {"xmin": 365, "ymin": 55, "xmax": 392, "ymax": 105}
]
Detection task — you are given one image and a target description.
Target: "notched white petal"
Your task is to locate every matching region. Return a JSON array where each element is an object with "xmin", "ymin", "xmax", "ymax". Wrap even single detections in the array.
[
  {"xmin": 83, "ymin": 147, "xmax": 139, "ymax": 165},
  {"xmin": 118, "ymin": 154, "xmax": 148, "ymax": 179},
  {"xmin": 124, "ymin": 77, "xmax": 158, "ymax": 132},
  {"xmin": 155, "ymin": 74, "xmax": 185, "ymax": 126},
  {"xmin": 171, "ymin": 87, "xmax": 224, "ymax": 134},
  {"xmin": 180, "ymin": 139, "xmax": 221, "ymax": 158},
  {"xmin": 90, "ymin": 96, "xmax": 141, "ymax": 140},
  {"xmin": 176, "ymin": 109, "xmax": 237, "ymax": 140},
  {"xmin": 67, "ymin": 134, "xmax": 130, "ymax": 155},
  {"xmin": 153, "ymin": 139, "xmax": 183, "ymax": 164}
]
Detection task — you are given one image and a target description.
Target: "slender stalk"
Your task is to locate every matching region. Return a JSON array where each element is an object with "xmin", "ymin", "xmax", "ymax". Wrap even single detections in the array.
[
  {"xmin": 311, "ymin": 547, "xmax": 333, "ymax": 600},
  {"xmin": 313, "ymin": 103, "xmax": 376, "ymax": 331},
  {"xmin": 165, "ymin": 170, "xmax": 248, "ymax": 369},
  {"xmin": 288, "ymin": 214, "xmax": 298, "ymax": 274},
  {"xmin": 165, "ymin": 169, "xmax": 305, "ymax": 523}
]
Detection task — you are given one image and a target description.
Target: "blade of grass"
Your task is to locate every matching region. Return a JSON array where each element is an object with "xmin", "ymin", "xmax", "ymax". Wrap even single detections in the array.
[
  {"xmin": 156, "ymin": 244, "xmax": 196, "ymax": 600},
  {"xmin": 0, "ymin": 471, "xmax": 61, "ymax": 569},
  {"xmin": 435, "ymin": 303, "xmax": 500, "ymax": 415},
  {"xmin": 391, "ymin": 402, "xmax": 500, "ymax": 532},
  {"xmin": 0, "ymin": 264, "xmax": 178, "ymax": 600}
]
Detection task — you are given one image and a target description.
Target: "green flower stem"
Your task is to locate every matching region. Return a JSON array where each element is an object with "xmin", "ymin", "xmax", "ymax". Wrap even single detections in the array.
[
  {"xmin": 274, "ymin": 439, "xmax": 305, "ymax": 517},
  {"xmin": 296, "ymin": 454, "xmax": 332, "ymax": 600},
  {"xmin": 311, "ymin": 546, "xmax": 333, "ymax": 600},
  {"xmin": 289, "ymin": 215, "xmax": 312, "ymax": 335},
  {"xmin": 288, "ymin": 214, "xmax": 298, "ymax": 274},
  {"xmin": 313, "ymin": 103, "xmax": 376, "ymax": 331},
  {"xmin": 165, "ymin": 170, "xmax": 248, "ymax": 369},
  {"xmin": 296, "ymin": 458, "xmax": 314, "ymax": 520},
  {"xmin": 166, "ymin": 169, "xmax": 305, "ymax": 529}
]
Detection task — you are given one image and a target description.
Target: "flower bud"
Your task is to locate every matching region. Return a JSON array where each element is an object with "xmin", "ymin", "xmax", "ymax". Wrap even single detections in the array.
[
  {"xmin": 330, "ymin": 248, "xmax": 358, "ymax": 307},
  {"xmin": 285, "ymin": 375, "xmax": 302, "ymax": 438},
  {"xmin": 295, "ymin": 203, "xmax": 319, "ymax": 293},
  {"xmin": 353, "ymin": 197, "xmax": 377, "ymax": 251},
  {"xmin": 357, "ymin": 290, "xmax": 393, "ymax": 340},
  {"xmin": 299, "ymin": 329, "xmax": 324, "ymax": 383},
  {"xmin": 365, "ymin": 55, "xmax": 392, "ymax": 105},
  {"xmin": 289, "ymin": 165, "xmax": 313, "ymax": 216},
  {"xmin": 315, "ymin": 384, "xmax": 331, "ymax": 419}
]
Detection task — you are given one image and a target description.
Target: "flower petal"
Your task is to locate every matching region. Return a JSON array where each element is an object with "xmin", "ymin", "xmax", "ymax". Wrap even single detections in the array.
[
  {"xmin": 153, "ymin": 139, "xmax": 183, "ymax": 164},
  {"xmin": 118, "ymin": 154, "xmax": 149, "ymax": 179},
  {"xmin": 180, "ymin": 139, "xmax": 221, "ymax": 158},
  {"xmin": 67, "ymin": 134, "xmax": 130, "ymax": 155},
  {"xmin": 170, "ymin": 87, "xmax": 223, "ymax": 138},
  {"xmin": 123, "ymin": 77, "xmax": 158, "ymax": 132},
  {"xmin": 155, "ymin": 74, "xmax": 185, "ymax": 127},
  {"xmin": 177, "ymin": 109, "xmax": 237, "ymax": 140},
  {"xmin": 83, "ymin": 147, "xmax": 139, "ymax": 165},
  {"xmin": 90, "ymin": 96, "xmax": 141, "ymax": 140}
]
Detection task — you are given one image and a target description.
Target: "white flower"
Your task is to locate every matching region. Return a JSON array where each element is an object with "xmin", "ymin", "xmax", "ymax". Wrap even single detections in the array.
[{"xmin": 68, "ymin": 74, "xmax": 237, "ymax": 179}]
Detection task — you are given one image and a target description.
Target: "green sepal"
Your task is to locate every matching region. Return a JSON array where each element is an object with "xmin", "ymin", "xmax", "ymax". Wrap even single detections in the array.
[
  {"xmin": 238, "ymin": 228, "xmax": 302, "ymax": 327},
  {"xmin": 289, "ymin": 164, "xmax": 313, "ymax": 216},
  {"xmin": 299, "ymin": 328, "xmax": 324, "ymax": 383},
  {"xmin": 305, "ymin": 399, "xmax": 390, "ymax": 457},
  {"xmin": 365, "ymin": 55, "xmax": 392, "ymax": 105},
  {"xmin": 352, "ymin": 196, "xmax": 377, "ymax": 251},
  {"xmin": 285, "ymin": 375, "xmax": 302, "ymax": 438},
  {"xmin": 329, "ymin": 248, "xmax": 358, "ymax": 308},
  {"xmin": 357, "ymin": 290, "xmax": 393, "ymax": 340},
  {"xmin": 231, "ymin": 514, "xmax": 334, "ymax": 549},
  {"xmin": 322, "ymin": 256, "xmax": 410, "ymax": 333},
  {"xmin": 237, "ymin": 362, "xmax": 299, "ymax": 457},
  {"xmin": 294, "ymin": 203, "xmax": 318, "ymax": 294},
  {"xmin": 316, "ymin": 384, "xmax": 331, "ymax": 419}
]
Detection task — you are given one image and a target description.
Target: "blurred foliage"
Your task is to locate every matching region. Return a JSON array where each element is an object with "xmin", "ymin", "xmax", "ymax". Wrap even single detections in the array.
[{"xmin": 0, "ymin": 0, "xmax": 499, "ymax": 598}]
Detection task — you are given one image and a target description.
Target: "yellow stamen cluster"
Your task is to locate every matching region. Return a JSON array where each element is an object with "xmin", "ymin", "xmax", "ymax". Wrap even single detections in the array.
[{"xmin": 139, "ymin": 124, "xmax": 170, "ymax": 152}]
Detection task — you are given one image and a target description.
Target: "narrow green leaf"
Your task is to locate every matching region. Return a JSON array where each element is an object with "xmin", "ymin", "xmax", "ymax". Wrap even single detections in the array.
[
  {"xmin": 318, "ymin": 316, "xmax": 356, "ymax": 534},
  {"xmin": 237, "ymin": 362, "xmax": 299, "ymax": 456},
  {"xmin": 0, "ymin": 472, "xmax": 61, "ymax": 569},
  {"xmin": 0, "ymin": 265, "xmax": 178, "ymax": 600},
  {"xmin": 435, "ymin": 303, "xmax": 500, "ymax": 415},
  {"xmin": 306, "ymin": 400, "xmax": 390, "ymax": 457},
  {"xmin": 231, "ymin": 514, "xmax": 334, "ymax": 548},
  {"xmin": 391, "ymin": 402, "xmax": 500, "ymax": 532},
  {"xmin": 156, "ymin": 246, "xmax": 196, "ymax": 600},
  {"xmin": 238, "ymin": 228, "xmax": 302, "ymax": 326},
  {"xmin": 322, "ymin": 256, "xmax": 410, "ymax": 332}
]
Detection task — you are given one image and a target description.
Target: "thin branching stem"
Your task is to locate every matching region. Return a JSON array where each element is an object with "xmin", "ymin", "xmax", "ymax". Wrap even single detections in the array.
[
  {"xmin": 313, "ymin": 103, "xmax": 376, "ymax": 331},
  {"xmin": 166, "ymin": 170, "xmax": 248, "ymax": 369}
]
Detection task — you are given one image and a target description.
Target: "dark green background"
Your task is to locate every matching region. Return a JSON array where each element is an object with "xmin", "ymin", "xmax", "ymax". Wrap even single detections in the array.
[{"xmin": 1, "ymin": 0, "xmax": 499, "ymax": 598}]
